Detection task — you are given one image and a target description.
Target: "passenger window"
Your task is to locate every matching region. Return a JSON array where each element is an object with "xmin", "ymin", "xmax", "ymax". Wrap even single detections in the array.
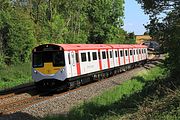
[
  {"xmin": 125, "ymin": 50, "xmax": 128, "ymax": 56},
  {"xmin": 130, "ymin": 50, "xmax": 132, "ymax": 55},
  {"xmin": 76, "ymin": 53, "xmax": 79, "ymax": 63},
  {"xmin": 120, "ymin": 50, "xmax": 124, "ymax": 57},
  {"xmin": 81, "ymin": 53, "xmax": 87, "ymax": 62},
  {"xmin": 134, "ymin": 50, "xmax": 136, "ymax": 55},
  {"xmin": 115, "ymin": 51, "xmax": 118, "ymax": 57},
  {"xmin": 110, "ymin": 51, "xmax": 112, "ymax": 58},
  {"xmin": 102, "ymin": 51, "xmax": 106, "ymax": 59},
  {"xmin": 139, "ymin": 49, "xmax": 141, "ymax": 54},
  {"xmin": 92, "ymin": 52, "xmax": 97, "ymax": 60},
  {"xmin": 88, "ymin": 52, "xmax": 91, "ymax": 61},
  {"xmin": 136, "ymin": 50, "xmax": 138, "ymax": 54},
  {"xmin": 117, "ymin": 50, "xmax": 119, "ymax": 57},
  {"xmin": 68, "ymin": 53, "xmax": 71, "ymax": 64}
]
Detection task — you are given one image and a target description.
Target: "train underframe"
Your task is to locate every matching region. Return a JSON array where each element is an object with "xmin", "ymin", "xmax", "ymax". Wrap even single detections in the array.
[{"xmin": 35, "ymin": 60, "xmax": 146, "ymax": 91}]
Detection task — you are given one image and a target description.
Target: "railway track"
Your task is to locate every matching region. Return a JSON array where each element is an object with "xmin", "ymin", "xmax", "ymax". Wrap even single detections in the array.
[
  {"xmin": 0, "ymin": 84, "xmax": 36, "ymax": 101},
  {"xmin": 0, "ymin": 73, "xmax": 126, "ymax": 115},
  {"xmin": 0, "ymin": 93, "xmax": 15, "ymax": 100},
  {"xmin": 0, "ymin": 54, "xmax": 160, "ymax": 115},
  {"xmin": 0, "ymin": 87, "xmax": 58, "ymax": 115},
  {"xmin": 0, "ymin": 83, "xmax": 35, "ymax": 99},
  {"xmin": 0, "ymin": 85, "xmax": 89, "ymax": 115},
  {"xmin": 0, "ymin": 94, "xmax": 48, "ymax": 114}
]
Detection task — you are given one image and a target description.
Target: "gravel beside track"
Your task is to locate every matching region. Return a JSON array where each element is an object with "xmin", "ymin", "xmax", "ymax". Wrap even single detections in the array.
[
  {"xmin": 22, "ymin": 67, "xmax": 145, "ymax": 118},
  {"xmin": 0, "ymin": 84, "xmax": 36, "ymax": 106},
  {"xmin": 0, "ymin": 54, "xmax": 163, "ymax": 120},
  {"xmin": 0, "ymin": 83, "xmax": 34, "ymax": 95},
  {"xmin": 0, "ymin": 93, "xmax": 32, "ymax": 106}
]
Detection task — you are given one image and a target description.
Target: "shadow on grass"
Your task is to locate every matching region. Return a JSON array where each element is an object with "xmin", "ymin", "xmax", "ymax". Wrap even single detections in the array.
[
  {"xmin": 144, "ymin": 57, "xmax": 164, "ymax": 70},
  {"xmin": 0, "ymin": 112, "xmax": 39, "ymax": 120}
]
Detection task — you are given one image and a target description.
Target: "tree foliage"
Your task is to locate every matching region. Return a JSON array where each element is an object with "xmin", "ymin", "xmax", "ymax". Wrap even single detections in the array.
[
  {"xmin": 125, "ymin": 32, "xmax": 136, "ymax": 44},
  {"xmin": 0, "ymin": 0, "xmax": 127, "ymax": 65},
  {"xmin": 0, "ymin": 5, "xmax": 36, "ymax": 64},
  {"xmin": 87, "ymin": 0, "xmax": 125, "ymax": 43},
  {"xmin": 136, "ymin": 0, "xmax": 180, "ymax": 76}
]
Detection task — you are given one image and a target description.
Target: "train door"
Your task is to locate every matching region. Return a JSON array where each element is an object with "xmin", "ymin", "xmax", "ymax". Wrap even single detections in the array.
[
  {"xmin": 69, "ymin": 51, "xmax": 77, "ymax": 77},
  {"xmin": 101, "ymin": 50, "xmax": 108, "ymax": 70},
  {"xmin": 141, "ymin": 48, "xmax": 143, "ymax": 60},
  {"xmin": 129, "ymin": 49, "xmax": 133, "ymax": 63},
  {"xmin": 119, "ymin": 49, "xmax": 124, "ymax": 65},
  {"xmin": 108, "ymin": 49, "xmax": 114, "ymax": 68},
  {"xmin": 145, "ymin": 48, "xmax": 148, "ymax": 59},
  {"xmin": 113, "ymin": 49, "xmax": 119, "ymax": 67},
  {"xmin": 134, "ymin": 49, "xmax": 138, "ymax": 62},
  {"xmin": 124, "ymin": 49, "xmax": 129, "ymax": 64},
  {"xmin": 143, "ymin": 48, "xmax": 147, "ymax": 59},
  {"xmin": 142, "ymin": 49, "xmax": 145, "ymax": 60},
  {"xmin": 138, "ymin": 48, "xmax": 142, "ymax": 61}
]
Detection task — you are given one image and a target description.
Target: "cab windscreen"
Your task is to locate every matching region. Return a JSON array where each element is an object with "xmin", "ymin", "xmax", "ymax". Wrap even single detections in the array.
[{"xmin": 33, "ymin": 51, "xmax": 65, "ymax": 68}]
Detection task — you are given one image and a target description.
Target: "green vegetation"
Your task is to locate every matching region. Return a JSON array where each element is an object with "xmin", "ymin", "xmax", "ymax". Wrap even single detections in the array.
[
  {"xmin": 0, "ymin": 0, "xmax": 126, "ymax": 66},
  {"xmin": 0, "ymin": 0, "xmax": 131, "ymax": 89},
  {"xmin": 136, "ymin": 0, "xmax": 180, "ymax": 78},
  {"xmin": 0, "ymin": 63, "xmax": 32, "ymax": 90},
  {"xmin": 132, "ymin": 1, "xmax": 180, "ymax": 118},
  {"xmin": 45, "ymin": 66, "xmax": 175, "ymax": 120},
  {"xmin": 0, "ymin": 0, "xmax": 179, "ymax": 118}
]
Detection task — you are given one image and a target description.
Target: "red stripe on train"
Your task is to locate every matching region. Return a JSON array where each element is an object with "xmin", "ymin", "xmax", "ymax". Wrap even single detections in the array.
[
  {"xmin": 98, "ymin": 49, "xmax": 102, "ymax": 70},
  {"xmin": 76, "ymin": 51, "xmax": 81, "ymax": 75},
  {"xmin": 106, "ymin": 49, "xmax": 110, "ymax": 69},
  {"xmin": 118, "ymin": 50, "xmax": 120, "ymax": 65},
  {"xmin": 123, "ymin": 49, "xmax": 126, "ymax": 64},
  {"xmin": 128, "ymin": 49, "xmax": 130, "ymax": 63},
  {"xmin": 132, "ymin": 49, "xmax": 134, "ymax": 63}
]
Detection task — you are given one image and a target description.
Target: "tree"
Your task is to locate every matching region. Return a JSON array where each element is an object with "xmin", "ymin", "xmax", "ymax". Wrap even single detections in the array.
[
  {"xmin": 87, "ymin": 0, "xmax": 125, "ymax": 43},
  {"xmin": 0, "ymin": 0, "xmax": 126, "ymax": 66},
  {"xmin": 0, "ymin": 7, "xmax": 36, "ymax": 64},
  {"xmin": 136, "ymin": 0, "xmax": 180, "ymax": 76},
  {"xmin": 125, "ymin": 32, "xmax": 136, "ymax": 44},
  {"xmin": 143, "ymin": 31, "xmax": 149, "ymax": 35}
]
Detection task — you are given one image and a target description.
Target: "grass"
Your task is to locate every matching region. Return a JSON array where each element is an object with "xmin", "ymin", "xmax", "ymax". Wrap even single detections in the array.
[
  {"xmin": 0, "ymin": 62, "xmax": 32, "ymax": 90},
  {"xmin": 45, "ymin": 66, "xmax": 170, "ymax": 120}
]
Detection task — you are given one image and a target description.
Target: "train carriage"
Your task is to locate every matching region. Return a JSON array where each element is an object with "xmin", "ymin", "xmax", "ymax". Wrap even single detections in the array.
[{"xmin": 32, "ymin": 44, "xmax": 148, "ymax": 89}]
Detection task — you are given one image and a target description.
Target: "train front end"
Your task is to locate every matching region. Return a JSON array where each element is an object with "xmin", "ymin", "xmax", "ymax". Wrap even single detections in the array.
[{"xmin": 32, "ymin": 44, "xmax": 67, "ymax": 88}]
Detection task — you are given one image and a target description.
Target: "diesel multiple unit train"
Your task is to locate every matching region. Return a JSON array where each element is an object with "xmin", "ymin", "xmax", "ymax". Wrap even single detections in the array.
[{"xmin": 32, "ymin": 44, "xmax": 148, "ymax": 90}]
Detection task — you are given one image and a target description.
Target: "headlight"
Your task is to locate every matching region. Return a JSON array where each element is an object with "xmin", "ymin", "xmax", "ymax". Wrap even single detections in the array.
[
  {"xmin": 61, "ymin": 68, "xmax": 65, "ymax": 73},
  {"xmin": 34, "ymin": 70, "xmax": 37, "ymax": 74}
]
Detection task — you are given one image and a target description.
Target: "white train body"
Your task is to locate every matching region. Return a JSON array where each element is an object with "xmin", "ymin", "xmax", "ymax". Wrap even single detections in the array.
[{"xmin": 32, "ymin": 44, "xmax": 148, "ymax": 87}]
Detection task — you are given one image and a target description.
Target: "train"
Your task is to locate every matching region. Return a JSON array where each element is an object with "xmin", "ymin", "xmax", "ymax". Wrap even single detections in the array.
[{"xmin": 32, "ymin": 44, "xmax": 148, "ymax": 90}]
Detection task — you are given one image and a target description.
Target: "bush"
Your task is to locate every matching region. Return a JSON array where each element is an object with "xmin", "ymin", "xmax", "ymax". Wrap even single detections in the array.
[
  {"xmin": 0, "ymin": 10, "xmax": 36, "ymax": 65},
  {"xmin": 0, "ymin": 53, "xmax": 5, "ymax": 68},
  {"xmin": 0, "ymin": 63, "xmax": 32, "ymax": 89}
]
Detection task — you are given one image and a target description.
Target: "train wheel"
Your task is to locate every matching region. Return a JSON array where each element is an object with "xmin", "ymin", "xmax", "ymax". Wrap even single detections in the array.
[
  {"xmin": 35, "ymin": 82, "xmax": 46, "ymax": 92},
  {"xmin": 102, "ymin": 73, "xmax": 106, "ymax": 79},
  {"xmin": 97, "ymin": 73, "xmax": 102, "ymax": 80},
  {"xmin": 76, "ymin": 80, "xmax": 81, "ymax": 88}
]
